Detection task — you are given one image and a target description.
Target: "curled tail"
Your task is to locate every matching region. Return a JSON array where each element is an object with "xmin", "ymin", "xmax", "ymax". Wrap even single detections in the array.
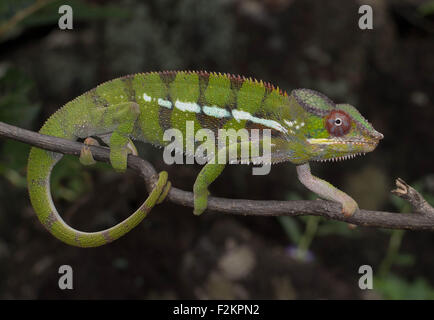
[
  {"xmin": 27, "ymin": 107, "xmax": 169, "ymax": 248},
  {"xmin": 27, "ymin": 147, "xmax": 168, "ymax": 247}
]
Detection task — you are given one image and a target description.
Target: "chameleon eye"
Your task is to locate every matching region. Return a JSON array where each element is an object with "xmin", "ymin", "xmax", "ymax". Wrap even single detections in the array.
[{"xmin": 325, "ymin": 110, "xmax": 351, "ymax": 136}]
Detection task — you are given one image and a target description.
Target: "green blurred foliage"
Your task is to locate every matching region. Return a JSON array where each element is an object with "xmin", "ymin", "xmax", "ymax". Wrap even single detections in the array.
[
  {"xmin": 374, "ymin": 177, "xmax": 434, "ymax": 299},
  {"xmin": 0, "ymin": 67, "xmax": 39, "ymax": 127},
  {"xmin": 278, "ymin": 189, "xmax": 360, "ymax": 261},
  {"xmin": 0, "ymin": 66, "xmax": 86, "ymax": 201},
  {"xmin": 0, "ymin": 0, "xmax": 129, "ymax": 202},
  {"xmin": 345, "ymin": 166, "xmax": 389, "ymax": 211},
  {"xmin": 20, "ymin": 0, "xmax": 129, "ymax": 26},
  {"xmin": 0, "ymin": 66, "xmax": 39, "ymax": 187},
  {"xmin": 419, "ymin": 1, "xmax": 434, "ymax": 15},
  {"xmin": 0, "ymin": 0, "xmax": 130, "ymax": 41},
  {"xmin": 375, "ymin": 274, "xmax": 434, "ymax": 299}
]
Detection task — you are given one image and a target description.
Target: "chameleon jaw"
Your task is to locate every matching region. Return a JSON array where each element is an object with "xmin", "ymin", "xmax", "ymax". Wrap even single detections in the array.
[
  {"xmin": 307, "ymin": 137, "xmax": 380, "ymax": 162},
  {"xmin": 315, "ymin": 152, "xmax": 366, "ymax": 162}
]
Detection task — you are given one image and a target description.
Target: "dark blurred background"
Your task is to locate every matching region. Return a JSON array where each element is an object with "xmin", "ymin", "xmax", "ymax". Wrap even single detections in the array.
[{"xmin": 0, "ymin": 0, "xmax": 433, "ymax": 299}]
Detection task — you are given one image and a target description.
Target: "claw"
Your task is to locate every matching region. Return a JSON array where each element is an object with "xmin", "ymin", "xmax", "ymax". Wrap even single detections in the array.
[
  {"xmin": 127, "ymin": 139, "xmax": 138, "ymax": 156},
  {"xmin": 342, "ymin": 199, "xmax": 359, "ymax": 217},
  {"xmin": 79, "ymin": 137, "xmax": 99, "ymax": 166}
]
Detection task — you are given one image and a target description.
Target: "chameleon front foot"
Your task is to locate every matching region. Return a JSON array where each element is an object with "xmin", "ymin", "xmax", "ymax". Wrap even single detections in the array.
[
  {"xmin": 79, "ymin": 137, "xmax": 99, "ymax": 166},
  {"xmin": 341, "ymin": 197, "xmax": 359, "ymax": 217},
  {"xmin": 296, "ymin": 163, "xmax": 359, "ymax": 217}
]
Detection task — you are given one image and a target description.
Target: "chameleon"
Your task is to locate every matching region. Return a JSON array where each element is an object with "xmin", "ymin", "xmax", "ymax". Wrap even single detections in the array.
[{"xmin": 27, "ymin": 70, "xmax": 383, "ymax": 248}]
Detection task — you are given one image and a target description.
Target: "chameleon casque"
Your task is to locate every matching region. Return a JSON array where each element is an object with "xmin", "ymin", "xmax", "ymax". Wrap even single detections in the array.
[{"xmin": 27, "ymin": 71, "xmax": 383, "ymax": 247}]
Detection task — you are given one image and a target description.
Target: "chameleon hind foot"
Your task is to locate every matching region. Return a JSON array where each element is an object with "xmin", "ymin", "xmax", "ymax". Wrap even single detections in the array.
[
  {"xmin": 192, "ymin": 144, "xmax": 243, "ymax": 216},
  {"xmin": 191, "ymin": 141, "xmax": 252, "ymax": 216},
  {"xmin": 79, "ymin": 137, "xmax": 100, "ymax": 166},
  {"xmin": 109, "ymin": 137, "xmax": 139, "ymax": 172}
]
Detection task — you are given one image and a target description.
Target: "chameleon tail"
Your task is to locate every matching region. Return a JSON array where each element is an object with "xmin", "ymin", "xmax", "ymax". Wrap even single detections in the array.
[{"xmin": 27, "ymin": 148, "xmax": 168, "ymax": 247}]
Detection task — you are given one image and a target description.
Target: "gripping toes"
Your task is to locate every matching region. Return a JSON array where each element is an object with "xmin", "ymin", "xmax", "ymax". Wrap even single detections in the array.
[
  {"xmin": 79, "ymin": 137, "xmax": 99, "ymax": 166},
  {"xmin": 296, "ymin": 163, "xmax": 360, "ymax": 218},
  {"xmin": 341, "ymin": 198, "xmax": 359, "ymax": 217}
]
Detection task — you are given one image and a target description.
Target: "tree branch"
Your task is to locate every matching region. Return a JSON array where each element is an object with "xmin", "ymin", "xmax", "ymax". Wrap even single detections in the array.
[{"xmin": 1, "ymin": 121, "xmax": 433, "ymax": 231}]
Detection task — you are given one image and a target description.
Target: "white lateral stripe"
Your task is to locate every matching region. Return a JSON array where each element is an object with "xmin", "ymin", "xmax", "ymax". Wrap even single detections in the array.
[
  {"xmin": 232, "ymin": 109, "xmax": 287, "ymax": 133},
  {"xmin": 152, "ymin": 98, "xmax": 286, "ymax": 134},
  {"xmin": 203, "ymin": 105, "xmax": 231, "ymax": 118},
  {"xmin": 143, "ymin": 93, "xmax": 152, "ymax": 102},
  {"xmin": 175, "ymin": 100, "xmax": 201, "ymax": 113},
  {"xmin": 158, "ymin": 98, "xmax": 172, "ymax": 109},
  {"xmin": 232, "ymin": 109, "xmax": 251, "ymax": 121}
]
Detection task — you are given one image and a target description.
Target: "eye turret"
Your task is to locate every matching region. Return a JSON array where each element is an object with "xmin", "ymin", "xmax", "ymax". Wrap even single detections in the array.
[{"xmin": 325, "ymin": 110, "xmax": 351, "ymax": 136}]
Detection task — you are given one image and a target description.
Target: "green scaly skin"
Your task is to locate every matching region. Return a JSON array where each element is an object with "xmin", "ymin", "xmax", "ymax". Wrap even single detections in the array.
[{"xmin": 27, "ymin": 71, "xmax": 383, "ymax": 247}]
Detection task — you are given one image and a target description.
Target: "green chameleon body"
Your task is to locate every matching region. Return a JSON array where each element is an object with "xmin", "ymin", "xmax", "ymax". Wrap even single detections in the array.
[{"xmin": 27, "ymin": 71, "xmax": 383, "ymax": 247}]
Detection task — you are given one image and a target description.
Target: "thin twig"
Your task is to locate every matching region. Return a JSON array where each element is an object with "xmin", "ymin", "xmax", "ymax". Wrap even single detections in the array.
[
  {"xmin": 0, "ymin": 121, "xmax": 433, "ymax": 231},
  {"xmin": 0, "ymin": 0, "xmax": 55, "ymax": 39}
]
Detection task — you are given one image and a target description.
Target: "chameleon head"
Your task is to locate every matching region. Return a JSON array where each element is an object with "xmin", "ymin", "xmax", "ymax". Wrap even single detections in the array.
[{"xmin": 285, "ymin": 89, "xmax": 383, "ymax": 163}]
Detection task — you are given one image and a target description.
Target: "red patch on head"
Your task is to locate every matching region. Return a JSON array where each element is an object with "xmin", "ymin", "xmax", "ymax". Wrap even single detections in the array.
[{"xmin": 325, "ymin": 110, "xmax": 352, "ymax": 136}]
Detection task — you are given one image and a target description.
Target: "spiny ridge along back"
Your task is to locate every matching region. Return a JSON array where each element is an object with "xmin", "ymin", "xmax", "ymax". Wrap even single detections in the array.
[{"xmin": 139, "ymin": 70, "xmax": 288, "ymax": 97}]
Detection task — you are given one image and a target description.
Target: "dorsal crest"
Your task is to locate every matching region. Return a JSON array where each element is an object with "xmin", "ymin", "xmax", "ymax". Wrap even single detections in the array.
[{"xmin": 154, "ymin": 70, "xmax": 288, "ymax": 98}]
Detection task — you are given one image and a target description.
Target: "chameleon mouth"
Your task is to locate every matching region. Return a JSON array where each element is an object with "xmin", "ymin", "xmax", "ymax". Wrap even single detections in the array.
[
  {"xmin": 315, "ymin": 152, "xmax": 366, "ymax": 162},
  {"xmin": 307, "ymin": 137, "xmax": 380, "ymax": 162},
  {"xmin": 306, "ymin": 138, "xmax": 378, "ymax": 147}
]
